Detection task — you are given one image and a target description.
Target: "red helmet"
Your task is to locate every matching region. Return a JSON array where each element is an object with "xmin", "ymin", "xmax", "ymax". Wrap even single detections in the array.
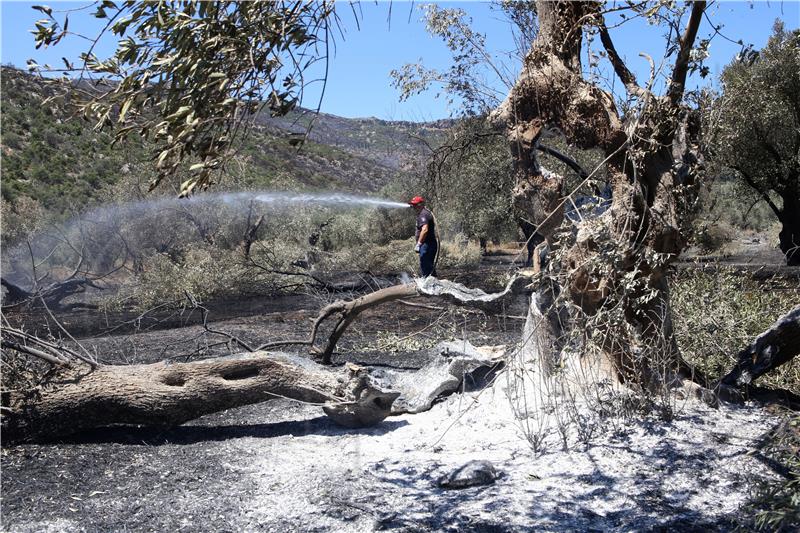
[{"xmin": 408, "ymin": 196, "xmax": 425, "ymax": 206}]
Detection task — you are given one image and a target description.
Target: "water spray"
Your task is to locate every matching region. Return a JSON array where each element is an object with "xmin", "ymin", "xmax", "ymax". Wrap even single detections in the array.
[
  {"xmin": 1, "ymin": 190, "xmax": 410, "ymax": 289},
  {"xmin": 219, "ymin": 191, "xmax": 409, "ymax": 209}
]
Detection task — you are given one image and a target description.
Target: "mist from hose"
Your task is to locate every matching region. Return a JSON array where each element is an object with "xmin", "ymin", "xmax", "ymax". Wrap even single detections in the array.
[{"xmin": 2, "ymin": 190, "xmax": 411, "ymax": 289}]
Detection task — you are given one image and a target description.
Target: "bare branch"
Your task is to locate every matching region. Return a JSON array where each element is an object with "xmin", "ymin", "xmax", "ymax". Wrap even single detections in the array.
[
  {"xmin": 734, "ymin": 165, "xmax": 784, "ymax": 221},
  {"xmin": 1, "ymin": 340, "xmax": 71, "ymax": 368},
  {"xmin": 667, "ymin": 1, "xmax": 706, "ymax": 106},
  {"xmin": 597, "ymin": 17, "xmax": 647, "ymax": 99}
]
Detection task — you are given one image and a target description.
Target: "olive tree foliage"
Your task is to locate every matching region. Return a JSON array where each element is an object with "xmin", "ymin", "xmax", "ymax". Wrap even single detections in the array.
[
  {"xmin": 708, "ymin": 22, "xmax": 800, "ymax": 265},
  {"xmin": 390, "ymin": 2, "xmax": 536, "ymax": 117},
  {"xmin": 29, "ymin": 0, "xmax": 335, "ymax": 195},
  {"xmin": 390, "ymin": 2, "xmax": 539, "ymax": 249},
  {"xmin": 424, "ymin": 118, "xmax": 517, "ymax": 246}
]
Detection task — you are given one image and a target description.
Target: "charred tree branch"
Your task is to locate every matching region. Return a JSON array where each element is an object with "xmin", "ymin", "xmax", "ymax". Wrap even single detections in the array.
[
  {"xmin": 735, "ymin": 166, "xmax": 783, "ymax": 220},
  {"xmin": 537, "ymin": 144, "xmax": 589, "ymax": 178},
  {"xmin": 719, "ymin": 304, "xmax": 800, "ymax": 392},
  {"xmin": 597, "ymin": 20, "xmax": 646, "ymax": 99},
  {"xmin": 310, "ymin": 277, "xmax": 525, "ymax": 365},
  {"xmin": 667, "ymin": 1, "xmax": 706, "ymax": 106}
]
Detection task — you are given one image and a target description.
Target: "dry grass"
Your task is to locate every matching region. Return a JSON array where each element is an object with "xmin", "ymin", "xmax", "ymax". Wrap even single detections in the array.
[{"xmin": 671, "ymin": 267, "xmax": 800, "ymax": 395}]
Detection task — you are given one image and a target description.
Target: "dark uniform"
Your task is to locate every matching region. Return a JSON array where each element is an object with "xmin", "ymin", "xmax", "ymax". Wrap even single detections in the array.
[{"xmin": 415, "ymin": 207, "xmax": 438, "ymax": 277}]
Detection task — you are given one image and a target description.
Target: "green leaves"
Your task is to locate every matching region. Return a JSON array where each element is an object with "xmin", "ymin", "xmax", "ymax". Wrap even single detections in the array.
[
  {"xmin": 711, "ymin": 25, "xmax": 799, "ymax": 204},
  {"xmin": 31, "ymin": 5, "xmax": 52, "ymax": 17},
  {"xmin": 28, "ymin": 0, "xmax": 335, "ymax": 196}
]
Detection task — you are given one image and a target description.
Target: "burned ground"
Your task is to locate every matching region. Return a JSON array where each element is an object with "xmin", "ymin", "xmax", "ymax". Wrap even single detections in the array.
[{"xmin": 1, "ymin": 255, "xmax": 796, "ymax": 532}]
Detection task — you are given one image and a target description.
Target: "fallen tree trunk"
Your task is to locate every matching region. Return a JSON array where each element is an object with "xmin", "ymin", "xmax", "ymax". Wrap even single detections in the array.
[
  {"xmin": 1, "ymin": 277, "xmax": 102, "ymax": 310},
  {"xmin": 310, "ymin": 277, "xmax": 526, "ymax": 364},
  {"xmin": 1, "ymin": 352, "xmax": 399, "ymax": 442},
  {"xmin": 719, "ymin": 304, "xmax": 800, "ymax": 393}
]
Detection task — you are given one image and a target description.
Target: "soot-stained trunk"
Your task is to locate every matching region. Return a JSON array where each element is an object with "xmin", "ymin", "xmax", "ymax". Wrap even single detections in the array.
[
  {"xmin": 778, "ymin": 192, "xmax": 800, "ymax": 266},
  {"xmin": 493, "ymin": 1, "xmax": 707, "ymax": 388}
]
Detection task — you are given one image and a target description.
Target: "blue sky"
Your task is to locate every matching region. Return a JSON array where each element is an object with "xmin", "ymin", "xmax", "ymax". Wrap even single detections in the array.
[{"xmin": 2, "ymin": 1, "xmax": 798, "ymax": 121}]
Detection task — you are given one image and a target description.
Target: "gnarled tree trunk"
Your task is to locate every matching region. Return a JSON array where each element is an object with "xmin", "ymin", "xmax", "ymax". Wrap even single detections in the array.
[{"xmin": 491, "ymin": 1, "xmax": 707, "ymax": 391}]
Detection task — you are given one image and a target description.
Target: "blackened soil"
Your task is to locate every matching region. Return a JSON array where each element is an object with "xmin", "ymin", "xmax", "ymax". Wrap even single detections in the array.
[{"xmin": 1, "ymin": 258, "xmax": 527, "ymax": 532}]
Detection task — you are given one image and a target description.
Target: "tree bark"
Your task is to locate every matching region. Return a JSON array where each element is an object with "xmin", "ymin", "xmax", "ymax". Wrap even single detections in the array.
[
  {"xmin": 241, "ymin": 214, "xmax": 264, "ymax": 259},
  {"xmin": 491, "ymin": 0, "xmax": 707, "ymax": 390},
  {"xmin": 719, "ymin": 304, "xmax": 800, "ymax": 390},
  {"xmin": 2, "ymin": 352, "xmax": 399, "ymax": 442},
  {"xmin": 3, "ymin": 275, "xmax": 530, "ymax": 442},
  {"xmin": 778, "ymin": 191, "xmax": 800, "ymax": 266},
  {"xmin": 519, "ymin": 280, "xmax": 567, "ymax": 377}
]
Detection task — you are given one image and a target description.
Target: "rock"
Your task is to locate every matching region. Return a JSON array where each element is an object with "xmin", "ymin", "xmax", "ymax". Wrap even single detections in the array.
[{"xmin": 437, "ymin": 460, "xmax": 500, "ymax": 489}]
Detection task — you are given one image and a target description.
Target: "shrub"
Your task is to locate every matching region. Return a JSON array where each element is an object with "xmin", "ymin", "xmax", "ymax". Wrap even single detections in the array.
[
  {"xmin": 319, "ymin": 239, "xmax": 417, "ymax": 274},
  {"xmin": 437, "ymin": 234, "xmax": 482, "ymax": 269},
  {"xmin": 318, "ymin": 235, "xmax": 482, "ymax": 276},
  {"xmin": 696, "ymin": 178, "xmax": 779, "ymax": 236},
  {"xmin": 694, "ymin": 221, "xmax": 736, "ymax": 254},
  {"xmin": 116, "ymin": 246, "xmax": 252, "ymax": 310}
]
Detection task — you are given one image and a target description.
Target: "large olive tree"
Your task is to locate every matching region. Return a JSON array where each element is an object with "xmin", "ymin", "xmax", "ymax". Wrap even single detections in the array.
[
  {"xmin": 710, "ymin": 23, "xmax": 800, "ymax": 265},
  {"xmin": 490, "ymin": 0, "xmax": 709, "ymax": 391}
]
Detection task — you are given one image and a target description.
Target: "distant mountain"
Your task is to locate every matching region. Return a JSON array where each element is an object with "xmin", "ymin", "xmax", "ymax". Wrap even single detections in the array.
[
  {"xmin": 262, "ymin": 109, "xmax": 453, "ymax": 172},
  {"xmin": 0, "ymin": 67, "xmax": 448, "ymax": 212}
]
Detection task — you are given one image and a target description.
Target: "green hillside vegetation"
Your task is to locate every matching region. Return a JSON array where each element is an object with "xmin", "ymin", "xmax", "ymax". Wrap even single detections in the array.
[
  {"xmin": 1, "ymin": 67, "xmax": 444, "ymax": 214},
  {"xmin": 1, "ymin": 67, "xmax": 150, "ymax": 209},
  {"xmin": 265, "ymin": 110, "xmax": 451, "ymax": 171}
]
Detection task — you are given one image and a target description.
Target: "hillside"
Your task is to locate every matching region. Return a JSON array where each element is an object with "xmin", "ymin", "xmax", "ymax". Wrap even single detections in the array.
[
  {"xmin": 0, "ymin": 67, "xmax": 447, "ymax": 212},
  {"xmin": 263, "ymin": 109, "xmax": 452, "ymax": 171}
]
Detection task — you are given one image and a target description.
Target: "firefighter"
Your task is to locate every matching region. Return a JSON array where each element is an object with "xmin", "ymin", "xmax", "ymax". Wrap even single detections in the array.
[{"xmin": 408, "ymin": 196, "xmax": 438, "ymax": 277}]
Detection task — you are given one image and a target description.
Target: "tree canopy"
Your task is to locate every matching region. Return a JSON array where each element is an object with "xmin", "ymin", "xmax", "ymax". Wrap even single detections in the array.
[
  {"xmin": 711, "ymin": 22, "xmax": 800, "ymax": 264},
  {"xmin": 30, "ymin": 0, "xmax": 334, "ymax": 195}
]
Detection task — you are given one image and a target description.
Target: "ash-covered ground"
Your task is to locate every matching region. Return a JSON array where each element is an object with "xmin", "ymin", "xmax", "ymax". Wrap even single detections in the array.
[
  {"xmin": 0, "ymin": 258, "xmax": 787, "ymax": 532},
  {"xmin": 1, "ymin": 382, "xmax": 780, "ymax": 532}
]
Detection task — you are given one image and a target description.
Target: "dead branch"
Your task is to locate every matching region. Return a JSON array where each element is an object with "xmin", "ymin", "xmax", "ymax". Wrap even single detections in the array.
[
  {"xmin": 718, "ymin": 304, "xmax": 800, "ymax": 396},
  {"xmin": 0, "ymin": 279, "xmax": 31, "ymax": 305},
  {"xmin": 596, "ymin": 17, "xmax": 647, "ymax": 99},
  {"xmin": 37, "ymin": 296, "xmax": 98, "ymax": 368},
  {"xmin": 1, "ymin": 276, "xmax": 103, "ymax": 311},
  {"xmin": 184, "ymin": 291, "xmax": 255, "ymax": 353},
  {"xmin": 310, "ymin": 276, "xmax": 526, "ymax": 364},
  {"xmin": 1, "ymin": 339, "xmax": 71, "ymax": 368},
  {"xmin": 312, "ymin": 282, "xmax": 419, "ymax": 364},
  {"xmin": 397, "ymin": 300, "xmax": 445, "ymax": 311},
  {"xmin": 241, "ymin": 213, "xmax": 265, "ymax": 259},
  {"xmin": 0, "ymin": 322, "xmax": 84, "ymax": 365}
]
